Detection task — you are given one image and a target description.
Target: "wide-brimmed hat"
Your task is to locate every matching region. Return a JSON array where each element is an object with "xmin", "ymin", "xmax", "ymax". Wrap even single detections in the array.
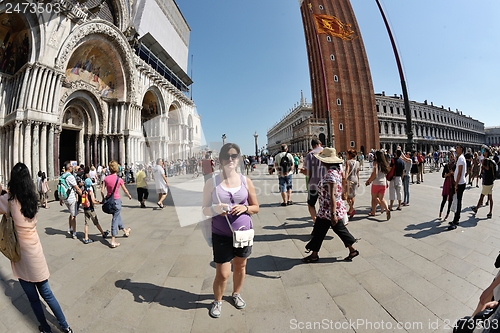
[{"xmin": 314, "ymin": 147, "xmax": 343, "ymax": 164}]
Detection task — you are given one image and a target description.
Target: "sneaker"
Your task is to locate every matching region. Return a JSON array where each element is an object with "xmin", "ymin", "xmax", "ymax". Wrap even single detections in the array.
[
  {"xmin": 62, "ymin": 327, "xmax": 73, "ymax": 333},
  {"xmin": 102, "ymin": 230, "xmax": 109, "ymax": 239},
  {"xmin": 67, "ymin": 228, "xmax": 73, "ymax": 235},
  {"xmin": 38, "ymin": 325, "xmax": 50, "ymax": 333},
  {"xmin": 232, "ymin": 293, "xmax": 246, "ymax": 309},
  {"xmin": 471, "ymin": 207, "xmax": 478, "ymax": 214},
  {"xmin": 83, "ymin": 238, "xmax": 93, "ymax": 244},
  {"xmin": 141, "ymin": 203, "xmax": 146, "ymax": 208},
  {"xmin": 209, "ymin": 301, "xmax": 222, "ymax": 318},
  {"xmin": 72, "ymin": 233, "xmax": 77, "ymax": 240}
]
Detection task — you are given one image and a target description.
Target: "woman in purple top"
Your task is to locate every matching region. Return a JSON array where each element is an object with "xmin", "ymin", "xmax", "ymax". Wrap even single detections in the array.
[{"xmin": 202, "ymin": 143, "xmax": 259, "ymax": 318}]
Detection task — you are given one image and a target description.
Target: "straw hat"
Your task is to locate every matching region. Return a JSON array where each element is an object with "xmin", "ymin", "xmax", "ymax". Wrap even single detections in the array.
[{"xmin": 314, "ymin": 147, "xmax": 343, "ymax": 164}]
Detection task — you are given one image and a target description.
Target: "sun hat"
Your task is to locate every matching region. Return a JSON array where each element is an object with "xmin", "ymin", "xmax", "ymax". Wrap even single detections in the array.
[{"xmin": 314, "ymin": 147, "xmax": 343, "ymax": 164}]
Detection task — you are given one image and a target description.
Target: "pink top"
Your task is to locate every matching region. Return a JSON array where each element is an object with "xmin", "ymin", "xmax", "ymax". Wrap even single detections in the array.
[
  {"xmin": 0, "ymin": 194, "xmax": 50, "ymax": 282},
  {"xmin": 103, "ymin": 174, "xmax": 124, "ymax": 199}
]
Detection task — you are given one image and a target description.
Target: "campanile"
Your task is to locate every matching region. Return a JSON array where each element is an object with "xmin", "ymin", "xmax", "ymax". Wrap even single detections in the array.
[{"xmin": 299, "ymin": 0, "xmax": 379, "ymax": 153}]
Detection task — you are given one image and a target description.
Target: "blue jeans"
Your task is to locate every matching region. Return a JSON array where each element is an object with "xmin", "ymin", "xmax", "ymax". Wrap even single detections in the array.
[
  {"xmin": 18, "ymin": 279, "xmax": 69, "ymax": 332},
  {"xmin": 403, "ymin": 175, "xmax": 410, "ymax": 204},
  {"xmin": 278, "ymin": 174, "xmax": 293, "ymax": 193},
  {"xmin": 111, "ymin": 199, "xmax": 124, "ymax": 236}
]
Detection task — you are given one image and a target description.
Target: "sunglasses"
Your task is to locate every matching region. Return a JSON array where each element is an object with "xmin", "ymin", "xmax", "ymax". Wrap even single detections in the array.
[{"xmin": 222, "ymin": 154, "xmax": 239, "ymax": 160}]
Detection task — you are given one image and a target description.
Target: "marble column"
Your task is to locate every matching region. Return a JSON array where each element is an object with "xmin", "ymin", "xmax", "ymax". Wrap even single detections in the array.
[
  {"xmin": 26, "ymin": 66, "xmax": 39, "ymax": 109},
  {"xmin": 119, "ymin": 135, "xmax": 125, "ymax": 165},
  {"xmin": 125, "ymin": 136, "xmax": 130, "ymax": 165},
  {"xmin": 43, "ymin": 72, "xmax": 55, "ymax": 112},
  {"xmin": 100, "ymin": 136, "xmax": 105, "ymax": 165},
  {"xmin": 24, "ymin": 121, "xmax": 32, "ymax": 171},
  {"xmin": 48, "ymin": 124, "xmax": 54, "ymax": 179},
  {"xmin": 93, "ymin": 135, "xmax": 98, "ymax": 166},
  {"xmin": 53, "ymin": 126, "xmax": 60, "ymax": 176},
  {"xmin": 32, "ymin": 123, "xmax": 40, "ymax": 176},
  {"xmin": 110, "ymin": 136, "xmax": 115, "ymax": 161},
  {"xmin": 78, "ymin": 129, "xmax": 84, "ymax": 164},
  {"xmin": 37, "ymin": 68, "xmax": 49, "ymax": 111},
  {"xmin": 52, "ymin": 74, "xmax": 62, "ymax": 113},
  {"xmin": 40, "ymin": 124, "xmax": 47, "ymax": 174},
  {"xmin": 0, "ymin": 128, "xmax": 3, "ymax": 184},
  {"xmin": 85, "ymin": 135, "xmax": 90, "ymax": 166},
  {"xmin": 13, "ymin": 122, "xmax": 20, "ymax": 164},
  {"xmin": 18, "ymin": 66, "xmax": 31, "ymax": 110}
]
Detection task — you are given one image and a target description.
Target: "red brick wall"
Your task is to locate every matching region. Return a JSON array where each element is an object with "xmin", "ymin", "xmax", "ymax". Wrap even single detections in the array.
[{"xmin": 300, "ymin": 0, "xmax": 379, "ymax": 153}]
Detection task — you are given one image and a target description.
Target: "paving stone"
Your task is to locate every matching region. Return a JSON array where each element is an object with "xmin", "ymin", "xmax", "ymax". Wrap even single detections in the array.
[
  {"xmin": 430, "ymin": 271, "xmax": 479, "ymax": 304},
  {"xmin": 400, "ymin": 254, "xmax": 445, "ymax": 281}
]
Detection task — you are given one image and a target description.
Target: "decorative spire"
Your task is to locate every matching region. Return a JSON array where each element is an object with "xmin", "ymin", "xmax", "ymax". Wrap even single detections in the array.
[{"xmin": 300, "ymin": 90, "xmax": 304, "ymax": 105}]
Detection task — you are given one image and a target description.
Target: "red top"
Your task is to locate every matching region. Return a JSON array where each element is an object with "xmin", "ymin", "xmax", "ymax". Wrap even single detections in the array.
[{"xmin": 202, "ymin": 159, "xmax": 214, "ymax": 175}]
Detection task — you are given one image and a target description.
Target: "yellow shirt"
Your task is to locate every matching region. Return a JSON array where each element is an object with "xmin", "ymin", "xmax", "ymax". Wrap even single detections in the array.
[{"xmin": 136, "ymin": 170, "xmax": 147, "ymax": 188}]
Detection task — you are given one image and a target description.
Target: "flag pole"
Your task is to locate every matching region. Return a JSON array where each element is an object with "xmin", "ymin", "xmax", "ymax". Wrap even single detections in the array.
[
  {"xmin": 375, "ymin": 0, "xmax": 413, "ymax": 151},
  {"xmin": 312, "ymin": 14, "xmax": 333, "ymax": 147}
]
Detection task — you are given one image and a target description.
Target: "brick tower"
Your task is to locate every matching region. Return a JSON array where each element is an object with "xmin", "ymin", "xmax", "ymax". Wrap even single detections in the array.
[{"xmin": 299, "ymin": 0, "xmax": 379, "ymax": 154}]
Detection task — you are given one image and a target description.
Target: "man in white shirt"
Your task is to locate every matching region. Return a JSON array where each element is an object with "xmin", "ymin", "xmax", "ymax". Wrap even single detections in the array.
[
  {"xmin": 59, "ymin": 162, "xmax": 83, "ymax": 239},
  {"xmin": 449, "ymin": 144, "xmax": 467, "ymax": 230}
]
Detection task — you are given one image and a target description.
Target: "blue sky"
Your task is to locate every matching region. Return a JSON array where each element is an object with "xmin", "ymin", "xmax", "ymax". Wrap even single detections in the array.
[{"xmin": 175, "ymin": 0, "xmax": 500, "ymax": 156}]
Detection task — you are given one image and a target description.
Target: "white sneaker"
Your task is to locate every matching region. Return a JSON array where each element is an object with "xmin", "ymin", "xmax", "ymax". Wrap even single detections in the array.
[
  {"xmin": 67, "ymin": 228, "xmax": 73, "ymax": 235},
  {"xmin": 232, "ymin": 293, "xmax": 246, "ymax": 309},
  {"xmin": 209, "ymin": 301, "xmax": 222, "ymax": 318},
  {"xmin": 72, "ymin": 233, "xmax": 77, "ymax": 239}
]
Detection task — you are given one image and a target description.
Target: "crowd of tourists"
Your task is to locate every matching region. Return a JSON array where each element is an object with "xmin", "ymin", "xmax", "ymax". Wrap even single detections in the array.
[{"xmin": 2, "ymin": 139, "xmax": 500, "ymax": 330}]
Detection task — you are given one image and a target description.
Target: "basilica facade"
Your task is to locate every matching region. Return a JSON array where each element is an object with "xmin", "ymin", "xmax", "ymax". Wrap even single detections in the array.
[{"xmin": 0, "ymin": 0, "xmax": 201, "ymax": 183}]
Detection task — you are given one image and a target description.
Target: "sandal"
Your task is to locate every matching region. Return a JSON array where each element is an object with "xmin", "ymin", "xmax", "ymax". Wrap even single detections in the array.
[
  {"xmin": 487, "ymin": 213, "xmax": 492, "ymax": 218},
  {"xmin": 344, "ymin": 250, "xmax": 359, "ymax": 261},
  {"xmin": 123, "ymin": 228, "xmax": 131, "ymax": 237},
  {"xmin": 157, "ymin": 202, "xmax": 164, "ymax": 209},
  {"xmin": 301, "ymin": 254, "xmax": 319, "ymax": 263},
  {"xmin": 368, "ymin": 212, "xmax": 376, "ymax": 217},
  {"xmin": 386, "ymin": 210, "xmax": 391, "ymax": 221},
  {"xmin": 110, "ymin": 243, "xmax": 121, "ymax": 248}
]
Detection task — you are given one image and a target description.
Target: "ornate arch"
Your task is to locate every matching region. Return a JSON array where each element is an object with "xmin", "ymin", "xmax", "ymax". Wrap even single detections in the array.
[
  {"xmin": 168, "ymin": 100, "xmax": 183, "ymax": 124},
  {"xmin": 54, "ymin": 20, "xmax": 137, "ymax": 103},
  {"xmin": 141, "ymin": 85, "xmax": 165, "ymax": 115},
  {"xmin": 58, "ymin": 81, "xmax": 106, "ymax": 134}
]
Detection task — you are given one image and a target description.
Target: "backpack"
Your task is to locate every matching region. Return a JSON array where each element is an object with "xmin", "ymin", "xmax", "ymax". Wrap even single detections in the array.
[
  {"xmin": 81, "ymin": 191, "xmax": 91, "ymax": 209},
  {"xmin": 279, "ymin": 153, "xmax": 293, "ymax": 175},
  {"xmin": 57, "ymin": 173, "xmax": 72, "ymax": 200}
]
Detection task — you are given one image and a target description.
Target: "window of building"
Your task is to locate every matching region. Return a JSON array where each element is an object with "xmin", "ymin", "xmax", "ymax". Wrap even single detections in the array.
[
  {"xmin": 330, "ymin": 54, "xmax": 335, "ymax": 61},
  {"xmin": 376, "ymin": 105, "xmax": 380, "ymax": 113},
  {"xmin": 319, "ymin": 5, "xmax": 324, "ymax": 10},
  {"xmin": 336, "ymin": 98, "xmax": 341, "ymax": 105},
  {"xmin": 339, "ymin": 123, "xmax": 344, "ymax": 131},
  {"xmin": 350, "ymin": 141, "xmax": 355, "ymax": 147},
  {"xmin": 390, "ymin": 106, "xmax": 394, "ymax": 114},
  {"xmin": 334, "ymin": 75, "xmax": 338, "ymax": 82},
  {"xmin": 419, "ymin": 111, "xmax": 422, "ymax": 118},
  {"xmin": 383, "ymin": 106, "xmax": 387, "ymax": 113},
  {"xmin": 327, "ymin": 36, "xmax": 331, "ymax": 42},
  {"xmin": 396, "ymin": 107, "xmax": 400, "ymax": 114}
]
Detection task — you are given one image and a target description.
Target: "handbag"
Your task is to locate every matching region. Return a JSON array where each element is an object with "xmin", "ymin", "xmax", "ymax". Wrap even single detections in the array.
[
  {"xmin": 450, "ymin": 193, "xmax": 458, "ymax": 213},
  {"xmin": 0, "ymin": 201, "xmax": 21, "ymax": 262},
  {"xmin": 102, "ymin": 177, "xmax": 119, "ymax": 214},
  {"xmin": 213, "ymin": 175, "xmax": 254, "ymax": 248}
]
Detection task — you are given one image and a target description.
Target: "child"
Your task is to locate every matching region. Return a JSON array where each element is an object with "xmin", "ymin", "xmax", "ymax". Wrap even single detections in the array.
[{"xmin": 82, "ymin": 178, "xmax": 109, "ymax": 244}]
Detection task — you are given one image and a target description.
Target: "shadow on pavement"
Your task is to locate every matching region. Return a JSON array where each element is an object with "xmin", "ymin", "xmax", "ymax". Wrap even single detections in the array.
[
  {"xmin": 404, "ymin": 213, "xmax": 478, "ymax": 239},
  {"xmin": 264, "ymin": 221, "xmax": 311, "ymax": 229},
  {"xmin": 254, "ymin": 233, "xmax": 332, "ymax": 243},
  {"xmin": 115, "ymin": 278, "xmax": 212, "ymax": 310},
  {"xmin": 45, "ymin": 227, "xmax": 69, "ymax": 237}
]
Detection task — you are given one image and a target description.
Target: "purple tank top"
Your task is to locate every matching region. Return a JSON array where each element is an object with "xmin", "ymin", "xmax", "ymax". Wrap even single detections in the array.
[{"xmin": 211, "ymin": 174, "xmax": 252, "ymax": 237}]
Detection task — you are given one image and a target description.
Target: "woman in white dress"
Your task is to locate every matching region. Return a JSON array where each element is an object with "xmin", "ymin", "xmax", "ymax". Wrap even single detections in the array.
[{"xmin": 152, "ymin": 158, "xmax": 169, "ymax": 208}]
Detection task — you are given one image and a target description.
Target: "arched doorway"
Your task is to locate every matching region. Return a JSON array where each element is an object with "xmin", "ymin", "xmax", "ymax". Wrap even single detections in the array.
[
  {"xmin": 319, "ymin": 133, "xmax": 326, "ymax": 147},
  {"xmin": 60, "ymin": 107, "xmax": 85, "ymax": 170}
]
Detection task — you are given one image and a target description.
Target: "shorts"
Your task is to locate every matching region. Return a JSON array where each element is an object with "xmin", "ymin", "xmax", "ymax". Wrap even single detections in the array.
[
  {"xmin": 84, "ymin": 209, "xmax": 99, "ymax": 225},
  {"xmin": 307, "ymin": 187, "xmax": 319, "ymax": 207},
  {"xmin": 212, "ymin": 233, "xmax": 252, "ymax": 264},
  {"xmin": 64, "ymin": 201, "xmax": 79, "ymax": 217},
  {"xmin": 137, "ymin": 187, "xmax": 149, "ymax": 202},
  {"xmin": 371, "ymin": 184, "xmax": 386, "ymax": 196},
  {"xmin": 482, "ymin": 184, "xmax": 494, "ymax": 196},
  {"xmin": 278, "ymin": 175, "xmax": 293, "ymax": 192}
]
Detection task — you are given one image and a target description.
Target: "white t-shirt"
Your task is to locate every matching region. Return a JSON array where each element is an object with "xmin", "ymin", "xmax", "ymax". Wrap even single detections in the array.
[
  {"xmin": 455, "ymin": 154, "xmax": 467, "ymax": 185},
  {"xmin": 267, "ymin": 157, "xmax": 274, "ymax": 166},
  {"xmin": 63, "ymin": 173, "xmax": 77, "ymax": 204},
  {"xmin": 88, "ymin": 170, "xmax": 97, "ymax": 184}
]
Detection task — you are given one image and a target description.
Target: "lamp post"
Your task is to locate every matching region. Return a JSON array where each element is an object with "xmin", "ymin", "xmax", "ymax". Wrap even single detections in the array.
[
  {"xmin": 253, "ymin": 132, "xmax": 259, "ymax": 158},
  {"xmin": 222, "ymin": 134, "xmax": 226, "ymax": 146}
]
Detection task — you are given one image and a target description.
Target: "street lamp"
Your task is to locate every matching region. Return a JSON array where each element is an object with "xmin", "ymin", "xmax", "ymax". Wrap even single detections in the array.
[
  {"xmin": 253, "ymin": 132, "xmax": 259, "ymax": 157},
  {"xmin": 222, "ymin": 134, "xmax": 226, "ymax": 146}
]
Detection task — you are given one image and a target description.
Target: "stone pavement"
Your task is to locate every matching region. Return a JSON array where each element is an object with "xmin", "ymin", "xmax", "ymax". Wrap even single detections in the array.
[{"xmin": 1, "ymin": 164, "xmax": 500, "ymax": 333}]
